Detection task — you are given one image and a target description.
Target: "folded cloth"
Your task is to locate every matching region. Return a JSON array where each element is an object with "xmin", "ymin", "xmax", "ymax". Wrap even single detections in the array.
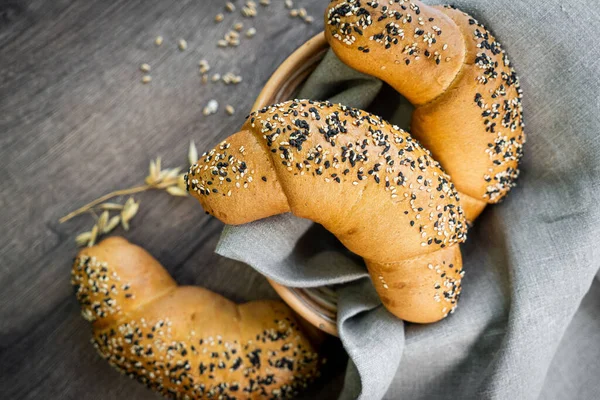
[{"xmin": 216, "ymin": 1, "xmax": 600, "ymax": 398}]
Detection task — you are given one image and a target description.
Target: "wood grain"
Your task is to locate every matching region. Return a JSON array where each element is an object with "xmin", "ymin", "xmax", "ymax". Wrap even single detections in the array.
[{"xmin": 0, "ymin": 1, "xmax": 345, "ymax": 398}]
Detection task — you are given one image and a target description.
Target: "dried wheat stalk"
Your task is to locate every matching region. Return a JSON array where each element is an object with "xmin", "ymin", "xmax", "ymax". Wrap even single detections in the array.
[{"xmin": 62, "ymin": 142, "xmax": 198, "ymax": 246}]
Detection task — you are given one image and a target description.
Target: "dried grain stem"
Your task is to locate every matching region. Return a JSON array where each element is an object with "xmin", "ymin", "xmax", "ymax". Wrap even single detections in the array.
[{"xmin": 59, "ymin": 185, "xmax": 150, "ymax": 223}]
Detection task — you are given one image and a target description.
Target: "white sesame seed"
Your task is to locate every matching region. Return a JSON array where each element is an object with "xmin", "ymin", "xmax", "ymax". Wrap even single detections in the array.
[
  {"xmin": 154, "ymin": 36, "xmax": 163, "ymax": 46},
  {"xmin": 199, "ymin": 62, "xmax": 210, "ymax": 74},
  {"xmin": 233, "ymin": 22, "xmax": 244, "ymax": 31},
  {"xmin": 140, "ymin": 63, "xmax": 151, "ymax": 72},
  {"xmin": 246, "ymin": 27, "xmax": 257, "ymax": 37},
  {"xmin": 241, "ymin": 2, "xmax": 257, "ymax": 17},
  {"xmin": 178, "ymin": 39, "xmax": 187, "ymax": 50},
  {"xmin": 215, "ymin": 13, "xmax": 224, "ymax": 22},
  {"xmin": 225, "ymin": 105, "xmax": 235, "ymax": 115},
  {"xmin": 225, "ymin": 2, "xmax": 235, "ymax": 12},
  {"xmin": 141, "ymin": 75, "xmax": 152, "ymax": 84},
  {"xmin": 203, "ymin": 99, "xmax": 219, "ymax": 115}
]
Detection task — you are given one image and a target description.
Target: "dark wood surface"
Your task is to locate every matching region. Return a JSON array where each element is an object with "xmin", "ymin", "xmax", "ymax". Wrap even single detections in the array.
[{"xmin": 0, "ymin": 1, "xmax": 345, "ymax": 398}]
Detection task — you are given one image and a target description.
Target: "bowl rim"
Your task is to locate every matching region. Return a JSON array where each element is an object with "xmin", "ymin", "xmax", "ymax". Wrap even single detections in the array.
[
  {"xmin": 250, "ymin": 32, "xmax": 340, "ymax": 337},
  {"xmin": 252, "ymin": 32, "xmax": 328, "ymax": 111}
]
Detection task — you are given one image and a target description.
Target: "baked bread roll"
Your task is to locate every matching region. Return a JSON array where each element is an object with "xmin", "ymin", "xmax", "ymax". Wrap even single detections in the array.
[
  {"xmin": 325, "ymin": 0, "xmax": 525, "ymax": 222},
  {"xmin": 187, "ymin": 100, "xmax": 468, "ymax": 323},
  {"xmin": 72, "ymin": 237, "xmax": 321, "ymax": 399}
]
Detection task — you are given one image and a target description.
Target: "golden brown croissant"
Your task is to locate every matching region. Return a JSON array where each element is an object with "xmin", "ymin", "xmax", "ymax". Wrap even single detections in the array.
[
  {"xmin": 186, "ymin": 100, "xmax": 467, "ymax": 323},
  {"xmin": 325, "ymin": 0, "xmax": 525, "ymax": 222},
  {"xmin": 71, "ymin": 237, "xmax": 322, "ymax": 399}
]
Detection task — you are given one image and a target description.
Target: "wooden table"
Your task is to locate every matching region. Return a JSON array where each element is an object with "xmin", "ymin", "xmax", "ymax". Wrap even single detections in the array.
[{"xmin": 0, "ymin": 1, "xmax": 345, "ymax": 397}]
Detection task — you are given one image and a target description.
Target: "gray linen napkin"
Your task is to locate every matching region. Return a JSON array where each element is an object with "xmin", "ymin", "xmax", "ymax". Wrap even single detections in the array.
[{"xmin": 216, "ymin": 1, "xmax": 600, "ymax": 399}]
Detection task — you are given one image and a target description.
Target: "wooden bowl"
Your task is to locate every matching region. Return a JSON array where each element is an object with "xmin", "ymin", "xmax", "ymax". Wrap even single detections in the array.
[{"xmin": 250, "ymin": 32, "xmax": 340, "ymax": 337}]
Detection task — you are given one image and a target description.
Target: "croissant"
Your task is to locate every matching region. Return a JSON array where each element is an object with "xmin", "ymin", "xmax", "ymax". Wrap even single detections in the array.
[
  {"xmin": 187, "ymin": 100, "xmax": 467, "ymax": 323},
  {"xmin": 71, "ymin": 237, "xmax": 322, "ymax": 399},
  {"xmin": 325, "ymin": 0, "xmax": 525, "ymax": 222}
]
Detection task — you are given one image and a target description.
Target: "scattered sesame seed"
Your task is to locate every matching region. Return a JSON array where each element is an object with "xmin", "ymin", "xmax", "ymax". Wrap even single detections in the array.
[
  {"xmin": 222, "ymin": 72, "xmax": 242, "ymax": 84},
  {"xmin": 233, "ymin": 22, "xmax": 244, "ymax": 31},
  {"xmin": 154, "ymin": 36, "xmax": 163, "ymax": 46},
  {"xmin": 199, "ymin": 59, "xmax": 210, "ymax": 74},
  {"xmin": 225, "ymin": 2, "xmax": 235, "ymax": 12},
  {"xmin": 203, "ymin": 99, "xmax": 219, "ymax": 116},
  {"xmin": 246, "ymin": 27, "xmax": 257, "ymax": 37},
  {"xmin": 241, "ymin": 1, "xmax": 257, "ymax": 17},
  {"xmin": 141, "ymin": 75, "xmax": 152, "ymax": 84},
  {"xmin": 225, "ymin": 105, "xmax": 235, "ymax": 115},
  {"xmin": 140, "ymin": 63, "xmax": 151, "ymax": 73},
  {"xmin": 215, "ymin": 13, "xmax": 224, "ymax": 23},
  {"xmin": 178, "ymin": 39, "xmax": 187, "ymax": 50}
]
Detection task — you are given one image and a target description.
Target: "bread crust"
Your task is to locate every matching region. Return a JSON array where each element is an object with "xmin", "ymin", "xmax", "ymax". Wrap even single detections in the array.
[
  {"xmin": 324, "ymin": 1, "xmax": 525, "ymax": 220},
  {"xmin": 72, "ymin": 237, "xmax": 321, "ymax": 399},
  {"xmin": 187, "ymin": 0, "xmax": 525, "ymax": 325},
  {"xmin": 188, "ymin": 101, "xmax": 468, "ymax": 322}
]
